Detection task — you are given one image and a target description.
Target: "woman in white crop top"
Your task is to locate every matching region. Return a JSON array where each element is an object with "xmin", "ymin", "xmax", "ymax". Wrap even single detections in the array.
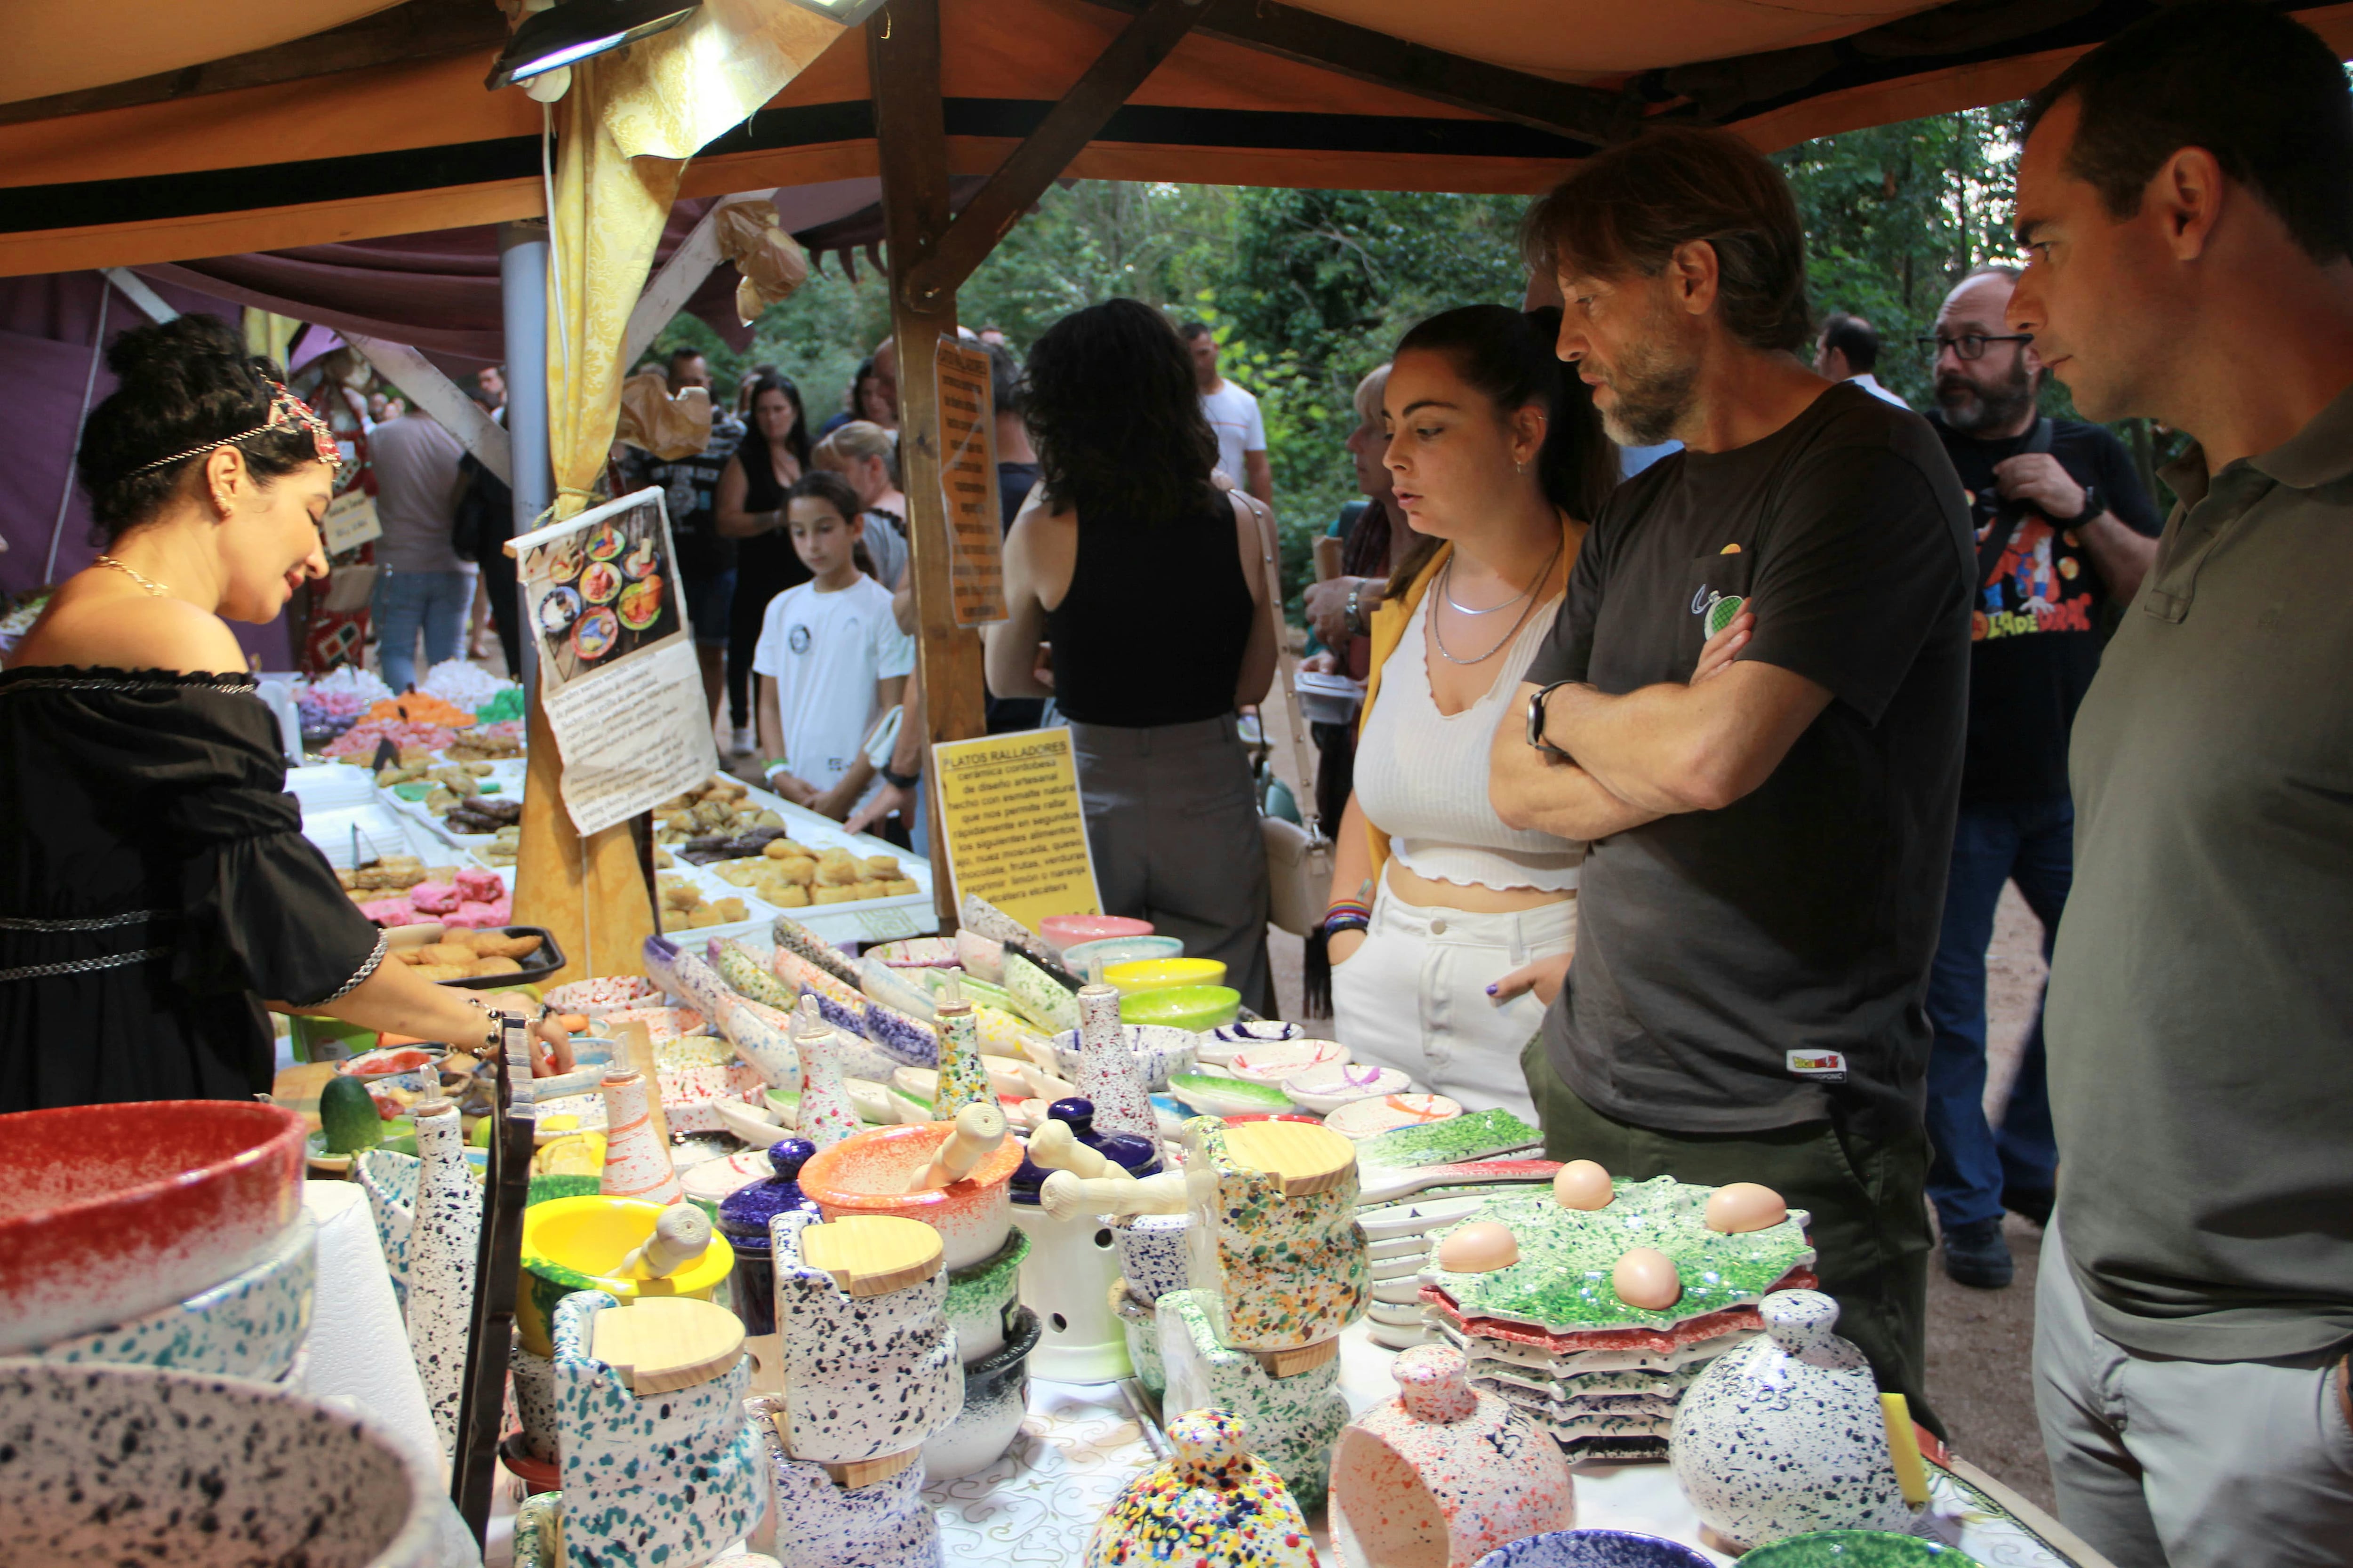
[{"xmin": 1325, "ymin": 305, "xmax": 1618, "ymax": 1125}]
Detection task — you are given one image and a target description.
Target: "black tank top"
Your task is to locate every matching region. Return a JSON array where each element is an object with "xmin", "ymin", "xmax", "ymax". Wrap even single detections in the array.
[
  {"xmin": 1046, "ymin": 490, "xmax": 1255, "ymax": 727},
  {"xmin": 734, "ymin": 444, "xmax": 811, "ymax": 616}
]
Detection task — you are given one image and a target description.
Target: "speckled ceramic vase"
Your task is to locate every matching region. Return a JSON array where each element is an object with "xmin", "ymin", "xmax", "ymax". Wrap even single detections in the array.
[
  {"xmin": 31, "ymin": 1208, "xmax": 316, "ymax": 1381},
  {"xmin": 354, "ymin": 1148, "xmax": 419, "ymax": 1309},
  {"xmin": 552, "ymin": 1290, "xmax": 763, "ymax": 1568},
  {"xmin": 768, "ymin": 1209, "xmax": 963, "ymax": 1465},
  {"xmin": 717, "ymin": 1138, "xmax": 824, "ymax": 1338},
  {"xmin": 1084, "ymin": 1407, "xmax": 1318, "ymax": 1568},
  {"xmin": 598, "ymin": 1070, "xmax": 685, "ymax": 1205},
  {"xmin": 1668, "ymin": 1290, "xmax": 1912, "ymax": 1550},
  {"xmin": 928, "ymin": 994, "xmax": 994, "ymax": 1119},
  {"xmin": 798, "ymin": 1120, "xmax": 1021, "ymax": 1271},
  {"xmin": 404, "ymin": 1100, "xmax": 481, "ymax": 1457},
  {"xmin": 758, "ymin": 1399, "xmax": 944, "ymax": 1568},
  {"xmin": 1184, "ymin": 1118, "xmax": 1371, "ymax": 1355},
  {"xmin": 1332, "ymin": 1344, "xmax": 1574, "ymax": 1568},
  {"xmin": 1073, "ymin": 981, "xmax": 1155, "ymax": 1140},
  {"xmin": 1157, "ymin": 1288, "xmax": 1349, "ymax": 1516},
  {"xmin": 0, "ymin": 1359, "xmax": 442, "ymax": 1568}
]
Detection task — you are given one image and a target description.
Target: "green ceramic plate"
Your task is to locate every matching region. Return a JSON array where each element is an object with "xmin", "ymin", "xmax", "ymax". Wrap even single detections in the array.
[{"xmin": 1741, "ymin": 1533, "xmax": 1978, "ymax": 1568}]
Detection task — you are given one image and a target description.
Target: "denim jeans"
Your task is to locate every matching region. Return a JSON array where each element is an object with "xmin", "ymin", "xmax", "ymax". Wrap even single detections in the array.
[
  {"xmin": 1924, "ymin": 795, "xmax": 2070, "ymax": 1230},
  {"xmin": 373, "ymin": 568, "xmax": 474, "ymax": 694}
]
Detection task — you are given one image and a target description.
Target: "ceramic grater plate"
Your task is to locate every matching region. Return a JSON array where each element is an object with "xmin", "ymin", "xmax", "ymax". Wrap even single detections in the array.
[{"xmin": 1352, "ymin": 1109, "xmax": 1545, "ymax": 1170}]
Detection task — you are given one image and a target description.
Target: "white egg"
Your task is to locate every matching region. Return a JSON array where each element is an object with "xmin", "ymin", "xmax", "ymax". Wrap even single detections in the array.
[{"xmin": 1437, "ymin": 1221, "xmax": 1520, "ymax": 1273}]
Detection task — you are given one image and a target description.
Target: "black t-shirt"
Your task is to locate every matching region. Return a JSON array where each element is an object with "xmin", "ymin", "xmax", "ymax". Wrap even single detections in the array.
[
  {"xmin": 1526, "ymin": 382, "xmax": 1973, "ymax": 1141},
  {"xmin": 1927, "ymin": 414, "xmax": 2162, "ymax": 803},
  {"xmin": 998, "ymin": 462, "xmax": 1041, "ymax": 535}
]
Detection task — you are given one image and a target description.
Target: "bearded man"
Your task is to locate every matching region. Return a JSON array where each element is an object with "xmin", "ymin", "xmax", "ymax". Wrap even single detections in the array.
[
  {"xmin": 1489, "ymin": 124, "xmax": 1973, "ymax": 1430},
  {"xmin": 1916, "ymin": 266, "xmax": 2160, "ymax": 1293}
]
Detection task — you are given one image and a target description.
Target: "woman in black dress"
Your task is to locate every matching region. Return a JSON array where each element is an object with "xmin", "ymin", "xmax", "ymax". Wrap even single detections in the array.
[
  {"xmin": 0, "ymin": 317, "xmax": 570, "ymax": 1113},
  {"xmin": 716, "ymin": 373, "xmax": 815, "ymax": 742}
]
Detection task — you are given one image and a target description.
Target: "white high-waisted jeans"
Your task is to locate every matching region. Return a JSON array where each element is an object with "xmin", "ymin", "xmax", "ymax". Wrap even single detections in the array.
[{"xmin": 1329, "ymin": 870, "xmax": 1575, "ymax": 1128}]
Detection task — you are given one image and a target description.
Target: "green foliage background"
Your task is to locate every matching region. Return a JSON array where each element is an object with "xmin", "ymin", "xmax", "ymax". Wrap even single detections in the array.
[{"xmin": 657, "ymin": 103, "xmax": 2176, "ymax": 618}]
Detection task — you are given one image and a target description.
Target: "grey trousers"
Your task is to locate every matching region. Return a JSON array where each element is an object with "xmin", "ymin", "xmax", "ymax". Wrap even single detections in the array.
[
  {"xmin": 2034, "ymin": 1215, "xmax": 2353, "ymax": 1567},
  {"xmin": 1067, "ymin": 715, "xmax": 1272, "ymax": 1016}
]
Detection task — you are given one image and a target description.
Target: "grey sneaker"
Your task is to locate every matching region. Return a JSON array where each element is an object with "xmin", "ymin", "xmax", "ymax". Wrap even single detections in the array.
[{"xmin": 1941, "ymin": 1217, "xmax": 2014, "ymax": 1289}]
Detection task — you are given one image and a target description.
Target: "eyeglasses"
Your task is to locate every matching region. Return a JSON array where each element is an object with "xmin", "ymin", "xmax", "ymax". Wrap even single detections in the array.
[{"xmin": 1918, "ymin": 332, "xmax": 2033, "ymax": 361}]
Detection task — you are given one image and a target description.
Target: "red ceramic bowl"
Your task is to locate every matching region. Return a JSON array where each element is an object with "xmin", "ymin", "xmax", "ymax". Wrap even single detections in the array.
[{"xmin": 0, "ymin": 1100, "xmax": 305, "ymax": 1354}]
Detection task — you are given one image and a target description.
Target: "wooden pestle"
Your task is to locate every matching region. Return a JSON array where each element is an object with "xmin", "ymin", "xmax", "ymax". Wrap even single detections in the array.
[
  {"xmin": 1026, "ymin": 1118, "xmax": 1134, "ymax": 1183},
  {"xmin": 1039, "ymin": 1168, "xmax": 1188, "ymax": 1222},
  {"xmin": 904, "ymin": 1102, "xmax": 1008, "ymax": 1192},
  {"xmin": 618, "ymin": 1202, "xmax": 713, "ymax": 1280}
]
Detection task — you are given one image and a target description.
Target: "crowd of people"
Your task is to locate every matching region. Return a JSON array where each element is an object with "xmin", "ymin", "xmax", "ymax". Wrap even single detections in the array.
[{"xmin": 2, "ymin": 3, "xmax": 2344, "ymax": 1561}]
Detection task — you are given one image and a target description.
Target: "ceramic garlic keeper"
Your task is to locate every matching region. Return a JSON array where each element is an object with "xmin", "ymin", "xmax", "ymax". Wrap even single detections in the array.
[
  {"xmin": 1085, "ymin": 1407, "xmax": 1318, "ymax": 1568},
  {"xmin": 758, "ymin": 1400, "xmax": 944, "ymax": 1568},
  {"xmin": 1156, "ymin": 1288, "xmax": 1349, "ymax": 1516},
  {"xmin": 0, "ymin": 1359, "xmax": 442, "ymax": 1568},
  {"xmin": 922, "ymin": 1304, "xmax": 1043, "ymax": 1480},
  {"xmin": 1669, "ymin": 1290, "xmax": 1913, "ymax": 1550},
  {"xmin": 798, "ymin": 1120, "xmax": 1021, "ymax": 1271},
  {"xmin": 768, "ymin": 1209, "xmax": 963, "ymax": 1465},
  {"xmin": 1051, "ymin": 1022, "xmax": 1201, "ymax": 1092},
  {"xmin": 1331, "ymin": 1344, "xmax": 1575, "ymax": 1568},
  {"xmin": 29, "ymin": 1207, "xmax": 316, "ymax": 1382},
  {"xmin": 1008, "ymin": 1201, "xmax": 1131, "ymax": 1383},
  {"xmin": 553, "ymin": 1290, "xmax": 763, "ymax": 1568}
]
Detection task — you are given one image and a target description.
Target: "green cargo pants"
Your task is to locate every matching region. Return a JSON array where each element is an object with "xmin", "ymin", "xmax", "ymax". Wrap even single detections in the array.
[{"xmin": 1521, "ymin": 1034, "xmax": 1942, "ymax": 1440}]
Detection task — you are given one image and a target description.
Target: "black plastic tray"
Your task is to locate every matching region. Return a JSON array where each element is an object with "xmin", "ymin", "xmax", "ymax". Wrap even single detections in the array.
[{"xmin": 440, "ymin": 924, "xmax": 567, "ymax": 991}]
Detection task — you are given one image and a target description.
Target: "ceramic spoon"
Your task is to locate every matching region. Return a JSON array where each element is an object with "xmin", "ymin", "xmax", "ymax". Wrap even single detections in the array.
[{"xmin": 1357, "ymin": 1160, "xmax": 1563, "ymax": 1208}]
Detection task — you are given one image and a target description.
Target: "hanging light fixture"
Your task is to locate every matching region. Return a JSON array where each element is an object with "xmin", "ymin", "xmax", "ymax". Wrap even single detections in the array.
[
  {"xmin": 775, "ymin": 0, "xmax": 891, "ymax": 24},
  {"xmin": 485, "ymin": 0, "xmax": 704, "ymax": 91}
]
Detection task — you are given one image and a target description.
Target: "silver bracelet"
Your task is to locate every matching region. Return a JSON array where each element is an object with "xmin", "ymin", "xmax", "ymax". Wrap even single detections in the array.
[{"xmin": 1345, "ymin": 581, "xmax": 1363, "ymax": 635}]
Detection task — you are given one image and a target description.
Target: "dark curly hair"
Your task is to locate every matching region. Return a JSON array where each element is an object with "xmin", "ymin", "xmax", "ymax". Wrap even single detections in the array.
[
  {"xmin": 78, "ymin": 315, "xmax": 321, "ymax": 544},
  {"xmin": 1022, "ymin": 299, "xmax": 1220, "ymax": 527},
  {"xmin": 1384, "ymin": 305, "xmax": 1619, "ymax": 603}
]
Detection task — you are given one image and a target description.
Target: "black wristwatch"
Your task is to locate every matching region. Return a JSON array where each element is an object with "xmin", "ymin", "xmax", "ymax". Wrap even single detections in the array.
[
  {"xmin": 1526, "ymin": 680, "xmax": 1578, "ymax": 758},
  {"xmin": 879, "ymin": 765, "xmax": 920, "ymax": 791},
  {"xmin": 2058, "ymin": 480, "xmax": 2103, "ymax": 525}
]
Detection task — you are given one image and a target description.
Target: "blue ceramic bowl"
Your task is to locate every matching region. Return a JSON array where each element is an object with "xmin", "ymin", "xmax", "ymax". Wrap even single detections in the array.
[
  {"xmin": 1473, "ymin": 1530, "xmax": 1718, "ymax": 1568},
  {"xmin": 1061, "ymin": 934, "xmax": 1185, "ymax": 976}
]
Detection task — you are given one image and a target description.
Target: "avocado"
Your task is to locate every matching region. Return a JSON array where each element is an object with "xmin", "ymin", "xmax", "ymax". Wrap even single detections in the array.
[{"xmin": 320, "ymin": 1073, "xmax": 384, "ymax": 1155}]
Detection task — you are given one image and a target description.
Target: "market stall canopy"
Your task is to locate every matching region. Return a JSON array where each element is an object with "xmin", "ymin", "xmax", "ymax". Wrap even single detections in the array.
[{"xmin": 11, "ymin": 0, "xmax": 2353, "ymax": 277}]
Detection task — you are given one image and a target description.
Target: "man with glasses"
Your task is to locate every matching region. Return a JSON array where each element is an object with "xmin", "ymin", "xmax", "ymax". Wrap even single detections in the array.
[{"xmin": 1915, "ymin": 265, "xmax": 2160, "ymax": 1292}]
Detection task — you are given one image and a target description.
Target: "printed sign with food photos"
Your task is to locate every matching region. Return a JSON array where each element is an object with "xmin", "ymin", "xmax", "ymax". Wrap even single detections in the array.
[{"xmin": 507, "ymin": 487, "xmax": 719, "ymax": 835}]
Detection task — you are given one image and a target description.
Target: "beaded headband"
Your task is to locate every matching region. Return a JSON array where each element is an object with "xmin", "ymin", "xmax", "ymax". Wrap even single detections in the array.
[{"xmin": 124, "ymin": 378, "xmax": 343, "ymax": 480}]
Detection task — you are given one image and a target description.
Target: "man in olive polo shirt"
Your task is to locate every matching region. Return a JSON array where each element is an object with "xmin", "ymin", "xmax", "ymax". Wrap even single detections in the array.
[{"xmin": 2007, "ymin": 4, "xmax": 2353, "ymax": 1558}]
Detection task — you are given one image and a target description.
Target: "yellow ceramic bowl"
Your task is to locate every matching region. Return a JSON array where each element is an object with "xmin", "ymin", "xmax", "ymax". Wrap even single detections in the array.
[
  {"xmin": 1104, "ymin": 957, "xmax": 1228, "ymax": 995},
  {"xmin": 1120, "ymin": 984, "xmax": 1242, "ymax": 1032},
  {"xmin": 516, "ymin": 1194, "xmax": 735, "ymax": 1357}
]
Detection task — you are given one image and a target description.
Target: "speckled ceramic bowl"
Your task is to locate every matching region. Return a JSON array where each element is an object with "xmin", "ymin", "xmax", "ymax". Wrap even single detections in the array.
[
  {"xmin": 1471, "ymin": 1529, "xmax": 1717, "ymax": 1568},
  {"xmin": 922, "ymin": 1305, "xmax": 1044, "ymax": 1480},
  {"xmin": 28, "ymin": 1208, "xmax": 316, "ymax": 1382},
  {"xmin": 0, "ymin": 1100, "xmax": 305, "ymax": 1356},
  {"xmin": 1061, "ymin": 934, "xmax": 1185, "ymax": 977},
  {"xmin": 1227, "ymin": 1039, "xmax": 1348, "ymax": 1087},
  {"xmin": 798, "ymin": 1120, "xmax": 1024, "ymax": 1270},
  {"xmin": 1738, "ymin": 1535, "xmax": 1977, "ymax": 1568},
  {"xmin": 1049, "ymin": 1023, "xmax": 1200, "ymax": 1092},
  {"xmin": 0, "ymin": 1360, "xmax": 442, "ymax": 1567},
  {"xmin": 1282, "ymin": 1061, "xmax": 1411, "ymax": 1114},
  {"xmin": 1197, "ymin": 1017, "xmax": 1304, "ymax": 1066},
  {"xmin": 1040, "ymin": 914, "xmax": 1155, "ymax": 953}
]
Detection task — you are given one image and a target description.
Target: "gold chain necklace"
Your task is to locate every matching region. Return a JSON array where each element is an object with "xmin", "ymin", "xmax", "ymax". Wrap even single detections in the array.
[{"xmin": 94, "ymin": 554, "xmax": 171, "ymax": 598}]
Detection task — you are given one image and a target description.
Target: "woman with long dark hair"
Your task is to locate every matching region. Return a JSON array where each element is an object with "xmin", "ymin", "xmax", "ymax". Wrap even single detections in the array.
[
  {"xmin": 717, "ymin": 373, "xmax": 815, "ymax": 750},
  {"xmin": 985, "ymin": 299, "xmax": 1280, "ymax": 1012},
  {"xmin": 1321, "ymin": 305, "xmax": 1617, "ymax": 1123},
  {"xmin": 0, "ymin": 316, "xmax": 569, "ymax": 1112}
]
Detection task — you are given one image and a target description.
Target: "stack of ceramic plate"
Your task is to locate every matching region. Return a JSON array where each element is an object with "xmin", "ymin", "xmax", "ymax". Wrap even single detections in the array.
[{"xmin": 1417, "ymin": 1176, "xmax": 1817, "ymax": 1459}]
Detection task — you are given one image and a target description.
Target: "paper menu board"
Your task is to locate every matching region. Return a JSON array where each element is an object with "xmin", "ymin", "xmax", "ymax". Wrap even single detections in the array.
[
  {"xmin": 929, "ymin": 727, "xmax": 1102, "ymax": 933},
  {"xmin": 932, "ymin": 335, "xmax": 1008, "ymax": 627},
  {"xmin": 508, "ymin": 487, "xmax": 719, "ymax": 836},
  {"xmin": 321, "ymin": 488, "xmax": 383, "ymax": 554}
]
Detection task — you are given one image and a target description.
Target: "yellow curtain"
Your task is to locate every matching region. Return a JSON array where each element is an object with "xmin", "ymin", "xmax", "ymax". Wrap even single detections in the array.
[{"xmin": 514, "ymin": 0, "xmax": 842, "ymax": 983}]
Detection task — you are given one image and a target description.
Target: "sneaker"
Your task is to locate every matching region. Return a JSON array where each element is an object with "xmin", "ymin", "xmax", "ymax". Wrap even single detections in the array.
[
  {"xmin": 2003, "ymin": 1184, "xmax": 2055, "ymax": 1228},
  {"xmin": 731, "ymin": 724, "xmax": 756, "ymax": 756},
  {"xmin": 1940, "ymin": 1217, "xmax": 2014, "ymax": 1289}
]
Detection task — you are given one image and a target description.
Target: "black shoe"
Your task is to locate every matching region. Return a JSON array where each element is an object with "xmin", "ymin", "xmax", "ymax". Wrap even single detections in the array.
[
  {"xmin": 1941, "ymin": 1218, "xmax": 2015, "ymax": 1289},
  {"xmin": 2003, "ymin": 1185, "xmax": 2054, "ymax": 1228}
]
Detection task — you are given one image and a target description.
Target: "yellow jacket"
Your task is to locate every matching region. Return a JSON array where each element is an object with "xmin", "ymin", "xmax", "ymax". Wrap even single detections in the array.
[{"xmin": 1353, "ymin": 516, "xmax": 1588, "ymax": 884}]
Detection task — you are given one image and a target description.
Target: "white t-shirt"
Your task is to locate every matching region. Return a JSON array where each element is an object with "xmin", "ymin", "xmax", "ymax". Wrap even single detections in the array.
[
  {"xmin": 751, "ymin": 575, "xmax": 915, "ymax": 792},
  {"xmin": 1200, "ymin": 379, "xmax": 1266, "ymax": 487}
]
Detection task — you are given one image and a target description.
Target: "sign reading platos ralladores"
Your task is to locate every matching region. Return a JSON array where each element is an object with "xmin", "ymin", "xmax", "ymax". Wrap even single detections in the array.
[{"xmin": 928, "ymin": 727, "xmax": 1101, "ymax": 933}]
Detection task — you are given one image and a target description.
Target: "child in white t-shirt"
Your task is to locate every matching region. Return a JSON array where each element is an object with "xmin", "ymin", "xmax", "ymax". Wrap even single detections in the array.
[{"xmin": 753, "ymin": 471, "xmax": 915, "ymax": 819}]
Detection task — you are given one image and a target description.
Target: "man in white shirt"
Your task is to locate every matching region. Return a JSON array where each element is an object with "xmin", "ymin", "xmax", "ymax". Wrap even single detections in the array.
[
  {"xmin": 1816, "ymin": 312, "xmax": 1910, "ymax": 408},
  {"xmin": 1181, "ymin": 321, "xmax": 1273, "ymax": 504}
]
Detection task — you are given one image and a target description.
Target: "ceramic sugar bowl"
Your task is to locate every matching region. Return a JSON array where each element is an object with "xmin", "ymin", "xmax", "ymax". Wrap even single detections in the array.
[
  {"xmin": 1084, "ymin": 1408, "xmax": 1319, "ymax": 1568},
  {"xmin": 1669, "ymin": 1290, "xmax": 1913, "ymax": 1551},
  {"xmin": 1332, "ymin": 1344, "xmax": 1574, "ymax": 1568}
]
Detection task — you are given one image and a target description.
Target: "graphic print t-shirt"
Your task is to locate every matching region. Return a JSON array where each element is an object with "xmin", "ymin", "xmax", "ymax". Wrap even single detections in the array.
[
  {"xmin": 751, "ymin": 575, "xmax": 916, "ymax": 794},
  {"xmin": 1928, "ymin": 414, "xmax": 2162, "ymax": 803},
  {"xmin": 1521, "ymin": 382, "xmax": 1973, "ymax": 1141}
]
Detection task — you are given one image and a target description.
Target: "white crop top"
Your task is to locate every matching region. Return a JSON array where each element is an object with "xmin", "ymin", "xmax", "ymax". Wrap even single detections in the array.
[{"xmin": 1352, "ymin": 590, "xmax": 1584, "ymax": 893}]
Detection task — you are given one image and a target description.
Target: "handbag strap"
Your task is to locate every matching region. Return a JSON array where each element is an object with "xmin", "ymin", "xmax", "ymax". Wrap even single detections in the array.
[
  {"xmin": 1240, "ymin": 490, "xmax": 1327, "ymax": 843},
  {"xmin": 1974, "ymin": 417, "xmax": 2056, "ymax": 585}
]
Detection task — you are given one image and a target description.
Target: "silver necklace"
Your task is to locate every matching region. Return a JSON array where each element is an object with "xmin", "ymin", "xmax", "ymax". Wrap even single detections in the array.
[
  {"xmin": 1442, "ymin": 562, "xmax": 1537, "ymax": 615},
  {"xmin": 1430, "ymin": 543, "xmax": 1560, "ymax": 666}
]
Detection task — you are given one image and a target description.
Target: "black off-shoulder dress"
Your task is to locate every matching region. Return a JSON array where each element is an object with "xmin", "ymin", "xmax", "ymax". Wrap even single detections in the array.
[{"xmin": 0, "ymin": 668, "xmax": 388, "ymax": 1112}]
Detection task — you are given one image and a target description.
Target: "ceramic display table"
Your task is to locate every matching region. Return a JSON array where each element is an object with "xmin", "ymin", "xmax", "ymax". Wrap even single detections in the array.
[{"xmin": 477, "ymin": 1320, "xmax": 2105, "ymax": 1568}]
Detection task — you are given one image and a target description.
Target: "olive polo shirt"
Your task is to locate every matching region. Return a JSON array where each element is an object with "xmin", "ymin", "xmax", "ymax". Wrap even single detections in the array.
[{"xmin": 2048, "ymin": 380, "xmax": 2353, "ymax": 1362}]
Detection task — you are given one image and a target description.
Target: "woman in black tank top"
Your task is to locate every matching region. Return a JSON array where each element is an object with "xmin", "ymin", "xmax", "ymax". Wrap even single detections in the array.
[
  {"xmin": 717, "ymin": 376, "xmax": 814, "ymax": 741},
  {"xmin": 987, "ymin": 300, "xmax": 1278, "ymax": 1012}
]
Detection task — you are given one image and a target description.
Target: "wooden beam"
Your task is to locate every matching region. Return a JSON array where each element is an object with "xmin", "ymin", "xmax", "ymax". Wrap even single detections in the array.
[
  {"xmin": 902, "ymin": 0, "xmax": 1207, "ymax": 308},
  {"xmin": 871, "ymin": 0, "xmax": 984, "ymax": 935},
  {"xmin": 1077, "ymin": 0, "xmax": 1638, "ymax": 146},
  {"xmin": 0, "ymin": 0, "xmax": 510, "ymax": 128},
  {"xmin": 619, "ymin": 191, "xmax": 778, "ymax": 374},
  {"xmin": 344, "ymin": 334, "xmax": 514, "ymax": 485}
]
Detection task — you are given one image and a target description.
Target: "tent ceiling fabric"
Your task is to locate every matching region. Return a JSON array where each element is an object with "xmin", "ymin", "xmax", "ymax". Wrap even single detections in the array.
[
  {"xmin": 0, "ymin": 0, "xmax": 405, "ymax": 106},
  {"xmin": 4, "ymin": 0, "xmax": 2352, "ymax": 278}
]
